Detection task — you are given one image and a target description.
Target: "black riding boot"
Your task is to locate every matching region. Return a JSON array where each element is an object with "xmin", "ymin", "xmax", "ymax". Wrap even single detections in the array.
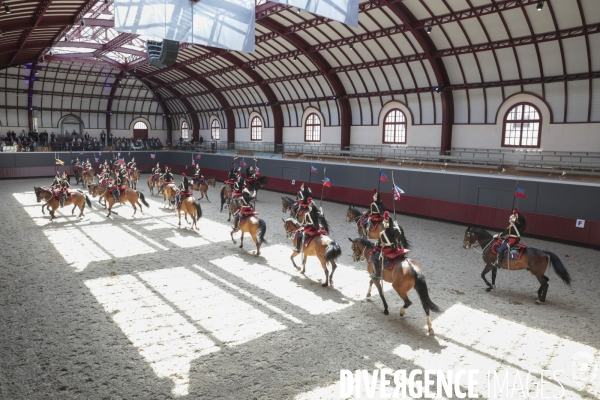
[
  {"xmin": 294, "ymin": 232, "xmax": 303, "ymax": 252},
  {"xmin": 232, "ymin": 215, "xmax": 239, "ymax": 230},
  {"xmin": 158, "ymin": 184, "xmax": 164, "ymax": 194},
  {"xmin": 370, "ymin": 259, "xmax": 383, "ymax": 280},
  {"xmin": 494, "ymin": 251, "xmax": 504, "ymax": 268},
  {"xmin": 113, "ymin": 191, "xmax": 119, "ymax": 204},
  {"xmin": 59, "ymin": 194, "xmax": 65, "ymax": 208}
]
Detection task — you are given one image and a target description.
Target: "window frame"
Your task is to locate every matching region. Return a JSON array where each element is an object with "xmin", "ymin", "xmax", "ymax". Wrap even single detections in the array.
[
  {"xmin": 211, "ymin": 119, "xmax": 220, "ymax": 140},
  {"xmin": 181, "ymin": 121, "xmax": 189, "ymax": 139},
  {"xmin": 304, "ymin": 113, "xmax": 321, "ymax": 142},
  {"xmin": 250, "ymin": 116, "xmax": 262, "ymax": 141},
  {"xmin": 501, "ymin": 102, "xmax": 542, "ymax": 148},
  {"xmin": 381, "ymin": 109, "xmax": 407, "ymax": 144},
  {"xmin": 133, "ymin": 121, "xmax": 148, "ymax": 130}
]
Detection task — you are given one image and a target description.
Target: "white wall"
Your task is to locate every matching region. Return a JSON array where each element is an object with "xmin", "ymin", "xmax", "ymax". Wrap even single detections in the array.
[{"xmin": 452, "ymin": 93, "xmax": 600, "ymax": 152}]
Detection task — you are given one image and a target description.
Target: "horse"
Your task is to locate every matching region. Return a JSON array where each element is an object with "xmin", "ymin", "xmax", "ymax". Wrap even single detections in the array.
[
  {"xmin": 348, "ymin": 237, "xmax": 439, "ymax": 335},
  {"xmin": 219, "ymin": 184, "xmax": 233, "ymax": 212},
  {"xmin": 345, "ymin": 205, "xmax": 410, "ymax": 248},
  {"xmin": 73, "ymin": 168, "xmax": 83, "ymax": 185},
  {"xmin": 230, "ymin": 214, "xmax": 267, "ymax": 256},
  {"xmin": 33, "ymin": 186, "xmax": 92, "ymax": 221},
  {"xmin": 462, "ymin": 227, "xmax": 571, "ymax": 304},
  {"xmin": 88, "ymin": 184, "xmax": 149, "ymax": 218},
  {"xmin": 191, "ymin": 179, "xmax": 213, "ymax": 202},
  {"xmin": 177, "ymin": 196, "xmax": 203, "ymax": 230},
  {"xmin": 162, "ymin": 183, "xmax": 178, "ymax": 209},
  {"xmin": 81, "ymin": 169, "xmax": 95, "ymax": 188},
  {"xmin": 147, "ymin": 176, "xmax": 163, "ymax": 195},
  {"xmin": 282, "ymin": 218, "xmax": 342, "ymax": 287},
  {"xmin": 128, "ymin": 169, "xmax": 140, "ymax": 190},
  {"xmin": 281, "ymin": 196, "xmax": 295, "ymax": 213}
]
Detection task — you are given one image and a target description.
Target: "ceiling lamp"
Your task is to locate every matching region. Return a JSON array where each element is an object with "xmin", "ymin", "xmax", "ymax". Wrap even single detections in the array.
[
  {"xmin": 536, "ymin": 0, "xmax": 544, "ymax": 11},
  {"xmin": 3, "ymin": 2, "xmax": 10, "ymax": 13},
  {"xmin": 426, "ymin": 25, "xmax": 433, "ymax": 34}
]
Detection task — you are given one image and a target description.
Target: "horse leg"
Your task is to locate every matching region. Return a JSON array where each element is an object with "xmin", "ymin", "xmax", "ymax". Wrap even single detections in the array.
[
  {"xmin": 130, "ymin": 199, "xmax": 137, "ymax": 217},
  {"xmin": 290, "ymin": 250, "xmax": 300, "ymax": 270},
  {"xmin": 137, "ymin": 201, "xmax": 144, "ymax": 215},
  {"xmin": 366, "ymin": 279, "xmax": 374, "ymax": 298},
  {"xmin": 301, "ymin": 254, "xmax": 308, "ymax": 275},
  {"xmin": 535, "ymin": 274, "xmax": 550, "ymax": 305},
  {"xmin": 205, "ymin": 191, "xmax": 210, "ymax": 203},
  {"xmin": 395, "ymin": 288, "xmax": 413, "ymax": 318},
  {"xmin": 239, "ymin": 231, "xmax": 245, "ymax": 249},
  {"xmin": 230, "ymin": 229, "xmax": 237, "ymax": 245},
  {"xmin": 481, "ymin": 264, "xmax": 496, "ymax": 292},
  {"xmin": 372, "ymin": 279, "xmax": 389, "ymax": 315},
  {"xmin": 491, "ymin": 266, "xmax": 498, "ymax": 288},
  {"xmin": 317, "ymin": 255, "xmax": 329, "ymax": 287},
  {"xmin": 251, "ymin": 231, "xmax": 260, "ymax": 257},
  {"xmin": 178, "ymin": 210, "xmax": 182, "ymax": 227},
  {"xmin": 329, "ymin": 261, "xmax": 337, "ymax": 286},
  {"xmin": 71, "ymin": 204, "xmax": 76, "ymax": 215}
]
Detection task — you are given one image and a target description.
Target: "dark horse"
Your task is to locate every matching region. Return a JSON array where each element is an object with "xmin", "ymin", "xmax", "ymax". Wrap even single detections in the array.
[
  {"xmin": 245, "ymin": 176, "xmax": 268, "ymax": 198},
  {"xmin": 345, "ymin": 205, "xmax": 410, "ymax": 248},
  {"xmin": 463, "ymin": 227, "xmax": 571, "ymax": 304}
]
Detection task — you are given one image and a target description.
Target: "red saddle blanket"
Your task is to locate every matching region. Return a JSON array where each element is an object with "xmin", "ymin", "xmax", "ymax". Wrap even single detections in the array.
[
  {"xmin": 245, "ymin": 178, "xmax": 255, "ymax": 184},
  {"xmin": 54, "ymin": 191, "xmax": 72, "ymax": 201},
  {"xmin": 359, "ymin": 214, "xmax": 383, "ymax": 230},
  {"xmin": 180, "ymin": 190, "xmax": 192, "ymax": 198},
  {"xmin": 152, "ymin": 173, "xmax": 160, "ymax": 179},
  {"xmin": 239, "ymin": 212, "xmax": 258, "ymax": 226},
  {"xmin": 491, "ymin": 238, "xmax": 527, "ymax": 261},
  {"xmin": 225, "ymin": 179, "xmax": 235, "ymax": 185},
  {"xmin": 232, "ymin": 190, "xmax": 243, "ymax": 198},
  {"xmin": 302, "ymin": 229, "xmax": 328, "ymax": 247}
]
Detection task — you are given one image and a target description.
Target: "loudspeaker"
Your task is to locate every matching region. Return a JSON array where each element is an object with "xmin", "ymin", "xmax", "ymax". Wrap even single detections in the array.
[{"xmin": 145, "ymin": 39, "xmax": 179, "ymax": 68}]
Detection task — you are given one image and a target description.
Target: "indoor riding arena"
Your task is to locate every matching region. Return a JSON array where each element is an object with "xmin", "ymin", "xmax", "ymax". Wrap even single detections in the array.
[{"xmin": 1, "ymin": 1, "xmax": 599, "ymax": 399}]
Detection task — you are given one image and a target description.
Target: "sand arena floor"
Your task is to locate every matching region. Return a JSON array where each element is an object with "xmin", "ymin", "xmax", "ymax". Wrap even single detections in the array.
[{"xmin": 0, "ymin": 176, "xmax": 599, "ymax": 399}]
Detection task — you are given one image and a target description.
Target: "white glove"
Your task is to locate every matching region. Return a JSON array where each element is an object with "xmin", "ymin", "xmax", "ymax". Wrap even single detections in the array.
[{"xmin": 493, "ymin": 234, "xmax": 499, "ymax": 238}]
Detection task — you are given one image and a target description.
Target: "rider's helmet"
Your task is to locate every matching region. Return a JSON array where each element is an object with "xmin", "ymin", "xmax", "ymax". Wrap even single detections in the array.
[
  {"xmin": 373, "ymin": 189, "xmax": 380, "ymax": 202},
  {"xmin": 383, "ymin": 211, "xmax": 390, "ymax": 228}
]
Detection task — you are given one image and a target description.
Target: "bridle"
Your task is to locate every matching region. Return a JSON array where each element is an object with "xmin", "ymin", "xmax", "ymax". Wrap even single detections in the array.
[
  {"xmin": 464, "ymin": 231, "xmax": 493, "ymax": 254},
  {"xmin": 351, "ymin": 242, "xmax": 370, "ymax": 262}
]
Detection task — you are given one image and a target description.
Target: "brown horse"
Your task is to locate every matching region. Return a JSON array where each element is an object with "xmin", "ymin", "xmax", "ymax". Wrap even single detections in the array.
[
  {"xmin": 128, "ymin": 169, "xmax": 140, "ymax": 190},
  {"xmin": 80, "ymin": 169, "xmax": 95, "ymax": 188},
  {"xmin": 147, "ymin": 176, "xmax": 163, "ymax": 195},
  {"xmin": 34, "ymin": 187, "xmax": 92, "ymax": 221},
  {"xmin": 282, "ymin": 218, "xmax": 342, "ymax": 287},
  {"xmin": 191, "ymin": 178, "xmax": 214, "ymax": 202},
  {"xmin": 281, "ymin": 196, "xmax": 295, "ymax": 213},
  {"xmin": 88, "ymin": 184, "xmax": 149, "ymax": 218},
  {"xmin": 230, "ymin": 215, "xmax": 267, "ymax": 256},
  {"xmin": 162, "ymin": 183, "xmax": 178, "ymax": 209},
  {"xmin": 462, "ymin": 227, "xmax": 571, "ymax": 304},
  {"xmin": 73, "ymin": 168, "xmax": 83, "ymax": 185},
  {"xmin": 87, "ymin": 183, "xmax": 109, "ymax": 208},
  {"xmin": 219, "ymin": 184, "xmax": 233, "ymax": 212},
  {"xmin": 345, "ymin": 205, "xmax": 410, "ymax": 248},
  {"xmin": 245, "ymin": 176, "xmax": 268, "ymax": 198},
  {"xmin": 177, "ymin": 196, "xmax": 203, "ymax": 230},
  {"xmin": 348, "ymin": 237, "xmax": 439, "ymax": 335}
]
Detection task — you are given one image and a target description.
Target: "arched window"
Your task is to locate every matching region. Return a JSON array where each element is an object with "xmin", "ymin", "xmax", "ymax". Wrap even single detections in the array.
[
  {"xmin": 382, "ymin": 109, "xmax": 407, "ymax": 144},
  {"xmin": 211, "ymin": 119, "xmax": 220, "ymax": 140},
  {"xmin": 133, "ymin": 121, "xmax": 148, "ymax": 140},
  {"xmin": 134, "ymin": 121, "xmax": 148, "ymax": 130},
  {"xmin": 181, "ymin": 121, "xmax": 189, "ymax": 139},
  {"xmin": 251, "ymin": 116, "xmax": 262, "ymax": 141},
  {"xmin": 503, "ymin": 103, "xmax": 541, "ymax": 148},
  {"xmin": 304, "ymin": 113, "xmax": 321, "ymax": 142}
]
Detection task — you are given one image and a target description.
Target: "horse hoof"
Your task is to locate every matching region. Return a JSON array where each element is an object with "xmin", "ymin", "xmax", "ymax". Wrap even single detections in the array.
[
  {"xmin": 429, "ymin": 329, "xmax": 435, "ymax": 336},
  {"xmin": 400, "ymin": 307, "xmax": 406, "ymax": 317},
  {"xmin": 366, "ymin": 292, "xmax": 371, "ymax": 298},
  {"xmin": 383, "ymin": 309, "xmax": 389, "ymax": 315},
  {"xmin": 239, "ymin": 245, "xmax": 243, "ymax": 249},
  {"xmin": 321, "ymin": 282, "xmax": 328, "ymax": 287},
  {"xmin": 485, "ymin": 287, "xmax": 492, "ymax": 292},
  {"xmin": 536, "ymin": 300, "xmax": 545, "ymax": 305}
]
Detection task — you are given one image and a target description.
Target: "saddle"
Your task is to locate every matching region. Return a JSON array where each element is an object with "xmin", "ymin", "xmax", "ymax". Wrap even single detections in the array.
[
  {"xmin": 225, "ymin": 179, "xmax": 235, "ymax": 185},
  {"xmin": 359, "ymin": 214, "xmax": 383, "ymax": 231},
  {"xmin": 152, "ymin": 173, "xmax": 160, "ymax": 180},
  {"xmin": 232, "ymin": 190, "xmax": 243, "ymax": 198},
  {"xmin": 238, "ymin": 211, "xmax": 258, "ymax": 226},
  {"xmin": 491, "ymin": 238, "xmax": 527, "ymax": 261},
  {"xmin": 180, "ymin": 190, "xmax": 192, "ymax": 199}
]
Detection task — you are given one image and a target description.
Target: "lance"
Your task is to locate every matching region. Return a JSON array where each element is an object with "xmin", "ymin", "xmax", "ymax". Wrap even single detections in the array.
[
  {"xmin": 392, "ymin": 170, "xmax": 397, "ymax": 222},
  {"xmin": 319, "ymin": 167, "xmax": 326, "ymax": 208},
  {"xmin": 511, "ymin": 178, "xmax": 520, "ymax": 211},
  {"xmin": 378, "ymin": 167, "xmax": 382, "ymax": 193}
]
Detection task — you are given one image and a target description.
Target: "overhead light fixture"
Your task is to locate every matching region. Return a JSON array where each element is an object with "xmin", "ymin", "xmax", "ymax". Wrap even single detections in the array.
[
  {"xmin": 293, "ymin": 55, "xmax": 298, "ymax": 61},
  {"xmin": 349, "ymin": 40, "xmax": 355, "ymax": 49},
  {"xmin": 3, "ymin": 2, "xmax": 10, "ymax": 13},
  {"xmin": 64, "ymin": 37, "xmax": 68, "ymax": 41},
  {"xmin": 265, "ymin": 102, "xmax": 269, "ymax": 106},
  {"xmin": 434, "ymin": 86, "xmax": 441, "ymax": 93},
  {"xmin": 296, "ymin": 7, "xmax": 301, "ymax": 13},
  {"xmin": 80, "ymin": 19, "xmax": 85, "ymax": 26},
  {"xmin": 426, "ymin": 25, "xmax": 433, "ymax": 34},
  {"xmin": 536, "ymin": 0, "xmax": 544, "ymax": 11},
  {"xmin": 251, "ymin": 65, "xmax": 255, "ymax": 70}
]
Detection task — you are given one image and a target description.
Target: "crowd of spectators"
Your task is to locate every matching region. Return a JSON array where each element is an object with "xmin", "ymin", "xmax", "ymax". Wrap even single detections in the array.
[
  {"xmin": 1, "ymin": 129, "xmax": 42, "ymax": 152},
  {"xmin": 112, "ymin": 137, "xmax": 163, "ymax": 151}
]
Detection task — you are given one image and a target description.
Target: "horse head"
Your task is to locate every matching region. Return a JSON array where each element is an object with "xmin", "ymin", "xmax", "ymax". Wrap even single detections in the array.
[
  {"xmin": 282, "ymin": 218, "xmax": 298, "ymax": 239},
  {"xmin": 463, "ymin": 226, "xmax": 478, "ymax": 249},
  {"xmin": 345, "ymin": 205, "xmax": 361, "ymax": 222},
  {"xmin": 348, "ymin": 237, "xmax": 372, "ymax": 262},
  {"xmin": 258, "ymin": 176, "xmax": 268, "ymax": 187}
]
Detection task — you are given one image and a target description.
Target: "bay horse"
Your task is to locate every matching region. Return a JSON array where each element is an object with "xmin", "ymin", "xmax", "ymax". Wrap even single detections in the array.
[
  {"xmin": 219, "ymin": 184, "xmax": 233, "ymax": 212},
  {"xmin": 463, "ymin": 227, "xmax": 571, "ymax": 304},
  {"xmin": 147, "ymin": 176, "xmax": 163, "ymax": 195},
  {"xmin": 191, "ymin": 179, "xmax": 214, "ymax": 202},
  {"xmin": 230, "ymin": 215, "xmax": 267, "ymax": 256},
  {"xmin": 348, "ymin": 237, "xmax": 439, "ymax": 335},
  {"xmin": 73, "ymin": 167, "xmax": 83, "ymax": 185},
  {"xmin": 282, "ymin": 218, "xmax": 342, "ymax": 287},
  {"xmin": 34, "ymin": 187, "xmax": 92, "ymax": 221},
  {"xmin": 245, "ymin": 176, "xmax": 268, "ymax": 194},
  {"xmin": 87, "ymin": 183, "xmax": 108, "ymax": 208},
  {"xmin": 88, "ymin": 184, "xmax": 149, "ymax": 218},
  {"xmin": 128, "ymin": 170, "xmax": 140, "ymax": 190},
  {"xmin": 162, "ymin": 183, "xmax": 178, "ymax": 209},
  {"xmin": 177, "ymin": 196, "xmax": 203, "ymax": 230},
  {"xmin": 345, "ymin": 205, "xmax": 410, "ymax": 248},
  {"xmin": 281, "ymin": 196, "xmax": 294, "ymax": 213}
]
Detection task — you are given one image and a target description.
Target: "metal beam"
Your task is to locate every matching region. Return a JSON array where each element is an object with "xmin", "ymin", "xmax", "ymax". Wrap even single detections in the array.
[
  {"xmin": 28, "ymin": 64, "xmax": 37, "ymax": 132},
  {"xmin": 106, "ymin": 70, "xmax": 125, "ymax": 137},
  {"xmin": 10, "ymin": 0, "xmax": 54, "ymax": 65}
]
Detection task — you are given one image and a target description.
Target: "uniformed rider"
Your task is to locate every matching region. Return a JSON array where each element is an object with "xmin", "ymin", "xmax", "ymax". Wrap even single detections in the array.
[
  {"xmin": 58, "ymin": 176, "xmax": 71, "ymax": 208},
  {"xmin": 232, "ymin": 187, "xmax": 256, "ymax": 230},
  {"xmin": 126, "ymin": 157, "xmax": 137, "ymax": 179},
  {"xmin": 369, "ymin": 212, "xmax": 398, "ymax": 280},
  {"xmin": 227, "ymin": 163, "xmax": 237, "ymax": 183},
  {"xmin": 232, "ymin": 171, "xmax": 245, "ymax": 198},
  {"xmin": 112, "ymin": 165, "xmax": 126, "ymax": 204},
  {"xmin": 193, "ymin": 164, "xmax": 203, "ymax": 187},
  {"xmin": 293, "ymin": 200, "xmax": 322, "ymax": 252},
  {"xmin": 151, "ymin": 162, "xmax": 161, "ymax": 183},
  {"xmin": 367, "ymin": 189, "xmax": 385, "ymax": 231},
  {"xmin": 176, "ymin": 173, "xmax": 192, "ymax": 209},
  {"xmin": 159, "ymin": 165, "xmax": 173, "ymax": 194},
  {"xmin": 292, "ymin": 182, "xmax": 312, "ymax": 217},
  {"xmin": 493, "ymin": 209, "xmax": 526, "ymax": 268}
]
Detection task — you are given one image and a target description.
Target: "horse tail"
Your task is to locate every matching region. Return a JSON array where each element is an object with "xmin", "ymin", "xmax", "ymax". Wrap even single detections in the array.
[
  {"xmin": 325, "ymin": 240, "xmax": 342, "ymax": 262},
  {"xmin": 396, "ymin": 224, "xmax": 410, "ymax": 249},
  {"xmin": 257, "ymin": 218, "xmax": 267, "ymax": 244},
  {"xmin": 85, "ymin": 194, "xmax": 92, "ymax": 208},
  {"xmin": 409, "ymin": 261, "xmax": 440, "ymax": 313},
  {"xmin": 220, "ymin": 185, "xmax": 226, "ymax": 203},
  {"xmin": 138, "ymin": 191, "xmax": 150, "ymax": 207},
  {"xmin": 193, "ymin": 200, "xmax": 203, "ymax": 219},
  {"xmin": 545, "ymin": 251, "xmax": 572, "ymax": 286}
]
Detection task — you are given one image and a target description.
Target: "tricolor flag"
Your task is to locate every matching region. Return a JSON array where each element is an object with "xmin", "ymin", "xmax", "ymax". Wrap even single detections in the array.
[
  {"xmin": 254, "ymin": 157, "xmax": 258, "ymax": 162},
  {"xmin": 150, "ymin": 153, "xmax": 155, "ymax": 159},
  {"xmin": 99, "ymin": 152, "xmax": 102, "ymax": 156},
  {"xmin": 393, "ymin": 184, "xmax": 404, "ymax": 201},
  {"xmin": 195, "ymin": 154, "xmax": 201, "ymax": 160},
  {"xmin": 323, "ymin": 177, "xmax": 331, "ymax": 188},
  {"xmin": 191, "ymin": 159, "xmax": 195, "ymax": 166},
  {"xmin": 55, "ymin": 159, "xmax": 64, "ymax": 165},
  {"xmin": 240, "ymin": 159, "xmax": 247, "ymax": 167},
  {"xmin": 379, "ymin": 172, "xmax": 389, "ymax": 181},
  {"xmin": 515, "ymin": 187, "xmax": 527, "ymax": 198},
  {"xmin": 95, "ymin": 157, "xmax": 99, "ymax": 163},
  {"xmin": 233, "ymin": 155, "xmax": 239, "ymax": 160},
  {"xmin": 255, "ymin": 167, "xmax": 260, "ymax": 175},
  {"xmin": 310, "ymin": 166, "xmax": 318, "ymax": 173},
  {"xmin": 128, "ymin": 152, "xmax": 131, "ymax": 156},
  {"xmin": 118, "ymin": 157, "xmax": 125, "ymax": 164}
]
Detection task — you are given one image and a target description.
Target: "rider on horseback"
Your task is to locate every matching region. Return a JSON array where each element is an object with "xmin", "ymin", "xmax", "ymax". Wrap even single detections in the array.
[
  {"xmin": 293, "ymin": 200, "xmax": 323, "ymax": 252},
  {"xmin": 51, "ymin": 170, "xmax": 61, "ymax": 191},
  {"xmin": 83, "ymin": 158, "xmax": 92, "ymax": 171},
  {"xmin": 227, "ymin": 163, "xmax": 237, "ymax": 183},
  {"xmin": 112, "ymin": 166, "xmax": 126, "ymax": 204},
  {"xmin": 232, "ymin": 187, "xmax": 256, "ymax": 230},
  {"xmin": 232, "ymin": 171, "xmax": 245, "ymax": 198},
  {"xmin": 245, "ymin": 165, "xmax": 256, "ymax": 189},
  {"xmin": 58, "ymin": 176, "xmax": 70, "ymax": 208},
  {"xmin": 151, "ymin": 162, "xmax": 161, "ymax": 183},
  {"xmin": 127, "ymin": 157, "xmax": 136, "ymax": 179},
  {"xmin": 366, "ymin": 189, "xmax": 385, "ymax": 232},
  {"xmin": 159, "ymin": 166, "xmax": 173, "ymax": 194},
  {"xmin": 292, "ymin": 182, "xmax": 312, "ymax": 217},
  {"xmin": 99, "ymin": 167, "xmax": 111, "ymax": 187},
  {"xmin": 193, "ymin": 164, "xmax": 204, "ymax": 187},
  {"xmin": 493, "ymin": 209, "xmax": 527, "ymax": 268},
  {"xmin": 73, "ymin": 157, "xmax": 81, "ymax": 170},
  {"xmin": 370, "ymin": 212, "xmax": 402, "ymax": 280},
  {"xmin": 176, "ymin": 173, "xmax": 192, "ymax": 210}
]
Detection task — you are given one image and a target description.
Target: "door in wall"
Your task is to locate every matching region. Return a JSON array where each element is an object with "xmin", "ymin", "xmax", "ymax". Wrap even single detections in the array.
[{"xmin": 133, "ymin": 121, "xmax": 148, "ymax": 140}]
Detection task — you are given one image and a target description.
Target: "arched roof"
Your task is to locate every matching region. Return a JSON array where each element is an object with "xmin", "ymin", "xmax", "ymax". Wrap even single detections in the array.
[{"xmin": 1, "ymin": 0, "xmax": 599, "ymax": 144}]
